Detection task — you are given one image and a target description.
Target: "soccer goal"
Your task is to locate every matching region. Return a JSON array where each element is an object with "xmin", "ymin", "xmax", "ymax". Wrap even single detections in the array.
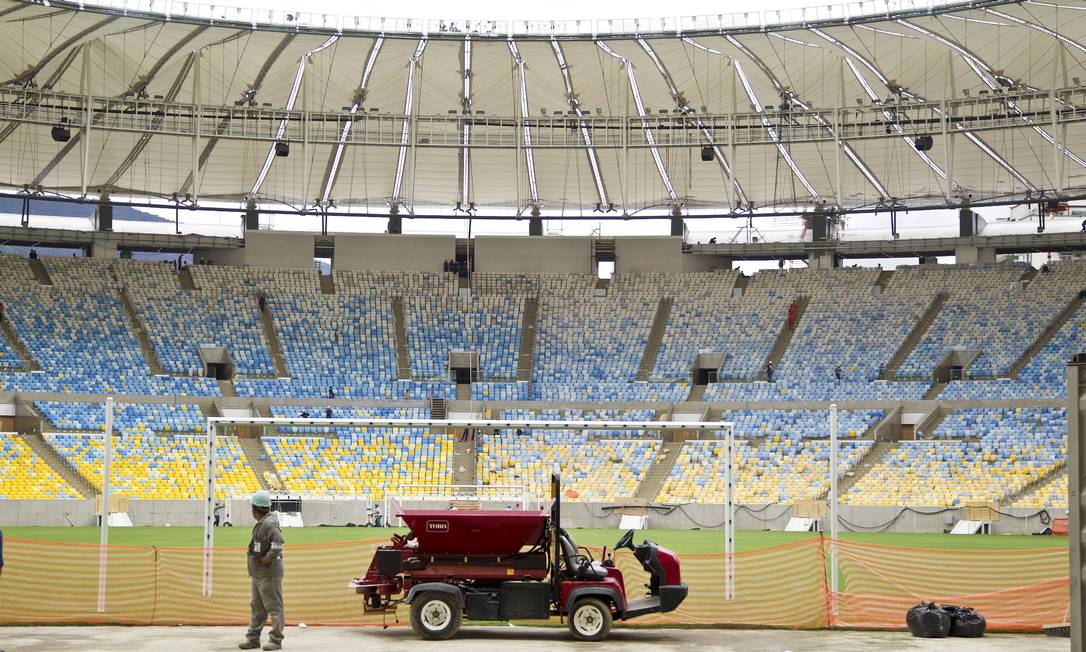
[{"xmin": 198, "ymin": 415, "xmax": 736, "ymax": 598}]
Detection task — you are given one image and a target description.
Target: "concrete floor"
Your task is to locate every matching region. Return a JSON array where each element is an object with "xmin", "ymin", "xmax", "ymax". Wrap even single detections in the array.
[{"xmin": 0, "ymin": 626, "xmax": 1070, "ymax": 651}]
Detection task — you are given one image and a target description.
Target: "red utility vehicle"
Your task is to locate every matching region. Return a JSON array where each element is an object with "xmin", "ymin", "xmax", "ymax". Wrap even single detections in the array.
[{"xmin": 350, "ymin": 475, "xmax": 687, "ymax": 641}]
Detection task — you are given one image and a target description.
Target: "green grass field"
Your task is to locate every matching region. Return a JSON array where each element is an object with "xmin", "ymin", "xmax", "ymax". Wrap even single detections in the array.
[{"xmin": 2, "ymin": 526, "xmax": 1067, "ymax": 553}]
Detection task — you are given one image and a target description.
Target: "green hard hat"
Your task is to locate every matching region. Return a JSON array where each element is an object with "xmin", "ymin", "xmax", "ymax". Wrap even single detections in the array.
[{"xmin": 250, "ymin": 490, "xmax": 272, "ymax": 509}]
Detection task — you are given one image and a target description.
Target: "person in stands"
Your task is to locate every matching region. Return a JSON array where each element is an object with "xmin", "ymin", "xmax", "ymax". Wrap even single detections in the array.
[
  {"xmin": 257, "ymin": 292, "xmax": 266, "ymax": 313},
  {"xmin": 28, "ymin": 249, "xmax": 37, "ymax": 260},
  {"xmin": 835, "ymin": 364, "xmax": 843, "ymax": 381},
  {"xmin": 1081, "ymin": 217, "xmax": 1086, "ymax": 232},
  {"xmin": 787, "ymin": 299, "xmax": 798, "ymax": 331},
  {"xmin": 766, "ymin": 361, "xmax": 774, "ymax": 382},
  {"xmin": 327, "ymin": 386, "xmax": 335, "ymax": 399},
  {"xmin": 324, "ymin": 407, "xmax": 333, "ymax": 419},
  {"xmin": 0, "ymin": 301, "xmax": 4, "ymax": 323}
]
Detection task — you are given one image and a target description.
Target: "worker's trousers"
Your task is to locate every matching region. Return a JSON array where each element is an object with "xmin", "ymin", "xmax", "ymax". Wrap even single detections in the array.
[{"xmin": 246, "ymin": 574, "xmax": 285, "ymax": 644}]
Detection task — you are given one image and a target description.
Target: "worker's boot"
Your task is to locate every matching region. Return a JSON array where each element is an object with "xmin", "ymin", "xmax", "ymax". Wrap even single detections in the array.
[
  {"xmin": 238, "ymin": 640, "xmax": 261, "ymax": 650},
  {"xmin": 262, "ymin": 642, "xmax": 282, "ymax": 651}
]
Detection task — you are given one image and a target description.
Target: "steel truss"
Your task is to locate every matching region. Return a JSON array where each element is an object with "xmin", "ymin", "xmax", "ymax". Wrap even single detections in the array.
[{"xmin": 5, "ymin": 86, "xmax": 1084, "ymax": 151}]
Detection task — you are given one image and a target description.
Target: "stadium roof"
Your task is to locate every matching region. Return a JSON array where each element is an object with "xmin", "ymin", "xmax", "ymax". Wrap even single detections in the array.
[{"xmin": 0, "ymin": 0, "xmax": 1084, "ymax": 216}]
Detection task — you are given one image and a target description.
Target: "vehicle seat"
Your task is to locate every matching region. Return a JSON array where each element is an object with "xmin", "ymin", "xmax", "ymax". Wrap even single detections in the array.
[{"xmin": 559, "ymin": 531, "xmax": 608, "ymax": 581}]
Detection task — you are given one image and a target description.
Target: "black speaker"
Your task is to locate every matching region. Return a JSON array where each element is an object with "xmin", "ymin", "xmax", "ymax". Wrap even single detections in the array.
[
  {"xmin": 274, "ymin": 141, "xmax": 289, "ymax": 157},
  {"xmin": 387, "ymin": 212, "xmax": 402, "ymax": 234},
  {"xmin": 97, "ymin": 203, "xmax": 113, "ymax": 232},
  {"xmin": 959, "ymin": 208, "xmax": 977, "ymax": 237},
  {"xmin": 51, "ymin": 123, "xmax": 71, "ymax": 143},
  {"xmin": 700, "ymin": 146, "xmax": 713, "ymax": 162},
  {"xmin": 244, "ymin": 206, "xmax": 259, "ymax": 230},
  {"xmin": 811, "ymin": 211, "xmax": 828, "ymax": 241},
  {"xmin": 914, "ymin": 135, "xmax": 934, "ymax": 152}
]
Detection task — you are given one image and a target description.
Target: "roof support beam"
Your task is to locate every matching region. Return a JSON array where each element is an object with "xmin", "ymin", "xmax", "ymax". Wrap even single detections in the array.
[
  {"xmin": 318, "ymin": 37, "xmax": 384, "ymax": 205},
  {"xmin": 179, "ymin": 33, "xmax": 296, "ymax": 196},
  {"xmin": 508, "ymin": 40, "xmax": 539, "ymax": 207},
  {"xmin": 249, "ymin": 35, "xmax": 339, "ymax": 199},
  {"xmin": 597, "ymin": 41, "xmax": 678, "ymax": 204},
  {"xmin": 647, "ymin": 38, "xmax": 749, "ymax": 208},
  {"xmin": 812, "ymin": 27, "xmax": 965, "ymax": 199},
  {"xmin": 392, "ymin": 39, "xmax": 428, "ymax": 205},
  {"xmin": 722, "ymin": 37, "xmax": 820, "ymax": 202},
  {"xmin": 550, "ymin": 38, "xmax": 610, "ymax": 209},
  {"xmin": 104, "ymin": 26, "xmax": 210, "ymax": 188},
  {"xmin": 4, "ymin": 15, "xmax": 120, "ymax": 86},
  {"xmin": 723, "ymin": 35, "xmax": 887, "ymax": 204}
]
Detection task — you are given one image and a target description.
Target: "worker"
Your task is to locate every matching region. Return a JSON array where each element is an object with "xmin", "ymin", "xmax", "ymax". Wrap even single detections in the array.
[
  {"xmin": 240, "ymin": 490, "xmax": 285, "ymax": 651},
  {"xmin": 214, "ymin": 502, "xmax": 225, "ymax": 527},
  {"xmin": 834, "ymin": 365, "xmax": 842, "ymax": 381},
  {"xmin": 766, "ymin": 361, "xmax": 774, "ymax": 383},
  {"xmin": 327, "ymin": 386, "xmax": 335, "ymax": 399},
  {"xmin": 1081, "ymin": 217, "xmax": 1086, "ymax": 232},
  {"xmin": 787, "ymin": 299, "xmax": 798, "ymax": 331}
]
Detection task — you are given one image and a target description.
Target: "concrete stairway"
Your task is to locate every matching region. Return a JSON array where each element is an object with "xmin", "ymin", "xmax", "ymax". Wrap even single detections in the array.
[
  {"xmin": 177, "ymin": 267, "xmax": 197, "ymax": 290},
  {"xmin": 923, "ymin": 382, "xmax": 947, "ymax": 400},
  {"xmin": 319, "ymin": 274, "xmax": 335, "ymax": 295},
  {"xmin": 238, "ymin": 435, "xmax": 282, "ymax": 492},
  {"xmin": 451, "ymin": 435, "xmax": 477, "ymax": 485},
  {"xmin": 833, "ymin": 441, "xmax": 898, "ymax": 499},
  {"xmin": 516, "ymin": 297, "xmax": 539, "ymax": 382},
  {"xmin": 218, "ymin": 379, "xmax": 238, "ymax": 397},
  {"xmin": 760, "ymin": 296, "xmax": 809, "ymax": 379},
  {"xmin": 18, "ymin": 429, "xmax": 97, "ymax": 498},
  {"xmin": 29, "ymin": 258, "xmax": 52, "ymax": 285},
  {"xmin": 636, "ymin": 298, "xmax": 673, "ymax": 381},
  {"xmin": 1008, "ymin": 296, "xmax": 1085, "ymax": 378},
  {"xmin": 885, "ymin": 292, "xmax": 947, "ymax": 380},
  {"xmin": 635, "ymin": 441, "xmax": 684, "ymax": 502},
  {"xmin": 687, "ymin": 384, "xmax": 707, "ymax": 401},
  {"xmin": 430, "ymin": 398, "xmax": 448, "ymax": 420},
  {"xmin": 874, "ymin": 269, "xmax": 894, "ymax": 291},
  {"xmin": 1003, "ymin": 462, "xmax": 1066, "ymax": 506},
  {"xmin": 257, "ymin": 302, "xmax": 291, "ymax": 377},
  {"xmin": 456, "ymin": 384, "xmax": 471, "ymax": 400},
  {"xmin": 0, "ymin": 319, "xmax": 41, "ymax": 370},
  {"xmin": 392, "ymin": 297, "xmax": 412, "ymax": 380},
  {"xmin": 116, "ymin": 286, "xmax": 166, "ymax": 375}
]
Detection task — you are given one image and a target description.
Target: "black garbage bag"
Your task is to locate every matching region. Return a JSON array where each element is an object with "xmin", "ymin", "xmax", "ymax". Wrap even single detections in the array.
[
  {"xmin": 906, "ymin": 602, "xmax": 951, "ymax": 638},
  {"xmin": 941, "ymin": 605, "xmax": 987, "ymax": 638}
]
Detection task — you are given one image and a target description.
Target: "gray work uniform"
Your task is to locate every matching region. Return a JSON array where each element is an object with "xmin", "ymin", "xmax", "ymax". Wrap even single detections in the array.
[{"xmin": 246, "ymin": 512, "xmax": 285, "ymax": 645}]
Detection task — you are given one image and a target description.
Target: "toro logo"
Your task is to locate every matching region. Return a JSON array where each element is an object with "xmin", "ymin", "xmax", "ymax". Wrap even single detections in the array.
[{"xmin": 426, "ymin": 520, "xmax": 450, "ymax": 533}]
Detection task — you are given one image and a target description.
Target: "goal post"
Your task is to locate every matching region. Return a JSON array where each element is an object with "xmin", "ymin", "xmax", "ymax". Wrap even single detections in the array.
[{"xmin": 201, "ymin": 416, "xmax": 735, "ymax": 597}]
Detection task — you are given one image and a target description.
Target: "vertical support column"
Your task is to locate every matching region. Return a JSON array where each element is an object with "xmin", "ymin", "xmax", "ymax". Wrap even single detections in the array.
[
  {"xmin": 1069, "ymin": 357, "xmax": 1086, "ymax": 649},
  {"xmin": 834, "ymin": 56, "xmax": 844, "ymax": 208},
  {"xmin": 728, "ymin": 60, "xmax": 738, "ymax": 211},
  {"xmin": 724, "ymin": 424, "xmax": 735, "ymax": 601},
  {"xmin": 192, "ymin": 47, "xmax": 202, "ymax": 203},
  {"xmin": 829, "ymin": 403, "xmax": 839, "ymax": 619},
  {"xmin": 943, "ymin": 54, "xmax": 956, "ymax": 201},
  {"xmin": 1052, "ymin": 41, "xmax": 1067, "ymax": 197},
  {"xmin": 97, "ymin": 397, "xmax": 114, "ymax": 613},
  {"xmin": 203, "ymin": 418, "xmax": 219, "ymax": 597},
  {"xmin": 81, "ymin": 42, "xmax": 93, "ymax": 198}
]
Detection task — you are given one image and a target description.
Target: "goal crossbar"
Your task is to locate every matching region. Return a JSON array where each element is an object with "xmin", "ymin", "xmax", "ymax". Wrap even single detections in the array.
[{"xmin": 200, "ymin": 416, "xmax": 735, "ymax": 598}]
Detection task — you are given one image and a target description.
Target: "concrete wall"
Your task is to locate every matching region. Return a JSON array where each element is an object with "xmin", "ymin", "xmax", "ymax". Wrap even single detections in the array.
[
  {"xmin": 683, "ymin": 254, "xmax": 733, "ymax": 273},
  {"xmin": 243, "ymin": 230, "xmax": 315, "ymax": 269},
  {"xmin": 475, "ymin": 236, "xmax": 593, "ymax": 274},
  {"xmin": 0, "ymin": 500, "xmax": 1058, "ymax": 535},
  {"xmin": 614, "ymin": 237, "xmax": 683, "ymax": 273},
  {"xmin": 334, "ymin": 234, "xmax": 454, "ymax": 272},
  {"xmin": 193, "ymin": 231, "xmax": 315, "ymax": 268},
  {"xmin": 955, "ymin": 245, "xmax": 996, "ymax": 265}
]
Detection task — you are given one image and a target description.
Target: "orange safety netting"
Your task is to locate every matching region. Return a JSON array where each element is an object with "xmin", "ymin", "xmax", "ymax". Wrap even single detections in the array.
[{"xmin": 0, "ymin": 536, "xmax": 1068, "ymax": 630}]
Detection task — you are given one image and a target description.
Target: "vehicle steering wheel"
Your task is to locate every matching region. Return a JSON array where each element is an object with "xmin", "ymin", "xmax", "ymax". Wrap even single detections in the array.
[{"xmin": 615, "ymin": 529, "xmax": 636, "ymax": 551}]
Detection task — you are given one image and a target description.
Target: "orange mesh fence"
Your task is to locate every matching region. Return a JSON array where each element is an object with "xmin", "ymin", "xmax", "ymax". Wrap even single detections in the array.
[
  {"xmin": 0, "ymin": 536, "xmax": 1069, "ymax": 630},
  {"xmin": 833, "ymin": 539, "xmax": 1069, "ymax": 631}
]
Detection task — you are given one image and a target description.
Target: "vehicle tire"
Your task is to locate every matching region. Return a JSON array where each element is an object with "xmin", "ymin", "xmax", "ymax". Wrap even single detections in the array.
[
  {"xmin": 410, "ymin": 591, "xmax": 462, "ymax": 640},
  {"xmin": 568, "ymin": 597, "xmax": 612, "ymax": 642}
]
